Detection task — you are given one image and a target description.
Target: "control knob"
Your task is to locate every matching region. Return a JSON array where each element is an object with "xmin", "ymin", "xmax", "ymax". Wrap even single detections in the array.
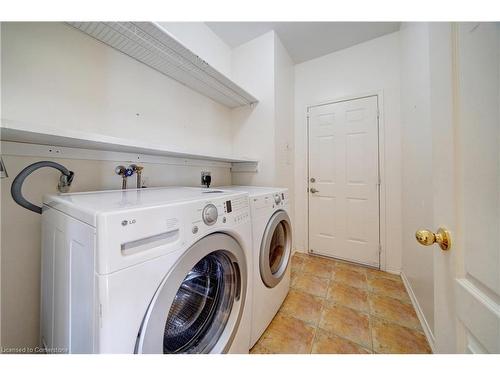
[
  {"xmin": 274, "ymin": 194, "xmax": 282, "ymax": 204},
  {"xmin": 202, "ymin": 204, "xmax": 218, "ymax": 226}
]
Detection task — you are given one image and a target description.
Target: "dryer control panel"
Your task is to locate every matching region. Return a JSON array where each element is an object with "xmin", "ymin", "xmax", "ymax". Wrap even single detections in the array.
[
  {"xmin": 250, "ymin": 189, "xmax": 289, "ymax": 218},
  {"xmin": 253, "ymin": 191, "xmax": 288, "ymax": 209}
]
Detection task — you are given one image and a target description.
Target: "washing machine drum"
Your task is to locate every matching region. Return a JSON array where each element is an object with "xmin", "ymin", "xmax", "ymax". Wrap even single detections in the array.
[
  {"xmin": 260, "ymin": 210, "xmax": 292, "ymax": 288},
  {"xmin": 163, "ymin": 252, "xmax": 235, "ymax": 353},
  {"xmin": 136, "ymin": 234, "xmax": 247, "ymax": 354}
]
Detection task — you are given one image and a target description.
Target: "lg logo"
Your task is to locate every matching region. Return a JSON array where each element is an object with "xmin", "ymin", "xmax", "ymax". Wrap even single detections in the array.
[{"xmin": 121, "ymin": 219, "xmax": 136, "ymax": 226}]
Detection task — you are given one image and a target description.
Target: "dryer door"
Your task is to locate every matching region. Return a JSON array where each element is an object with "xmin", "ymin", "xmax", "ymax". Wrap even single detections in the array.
[
  {"xmin": 136, "ymin": 233, "xmax": 247, "ymax": 354},
  {"xmin": 260, "ymin": 210, "xmax": 292, "ymax": 288}
]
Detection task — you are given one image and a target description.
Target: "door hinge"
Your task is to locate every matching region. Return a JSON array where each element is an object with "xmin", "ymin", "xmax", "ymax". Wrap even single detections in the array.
[
  {"xmin": 378, "ymin": 244, "xmax": 382, "ymax": 254},
  {"xmin": 377, "ymin": 175, "xmax": 381, "ymax": 186}
]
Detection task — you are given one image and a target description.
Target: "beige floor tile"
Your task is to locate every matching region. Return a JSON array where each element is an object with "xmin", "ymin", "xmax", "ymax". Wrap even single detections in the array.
[
  {"xmin": 250, "ymin": 251, "xmax": 430, "ymax": 355},
  {"xmin": 371, "ymin": 318, "xmax": 432, "ymax": 354},
  {"xmin": 307, "ymin": 254, "xmax": 339, "ymax": 268},
  {"xmin": 259, "ymin": 313, "xmax": 316, "ymax": 354},
  {"xmin": 335, "ymin": 261, "xmax": 368, "ymax": 275},
  {"xmin": 368, "ymin": 294, "xmax": 421, "ymax": 331},
  {"xmin": 312, "ymin": 329, "xmax": 371, "ymax": 354},
  {"xmin": 303, "ymin": 258, "xmax": 334, "ymax": 279},
  {"xmin": 250, "ymin": 339, "xmax": 274, "ymax": 354},
  {"xmin": 368, "ymin": 277, "xmax": 410, "ymax": 302},
  {"xmin": 365, "ymin": 268, "xmax": 402, "ymax": 281},
  {"xmin": 319, "ymin": 304, "xmax": 371, "ymax": 348},
  {"xmin": 327, "ymin": 282, "xmax": 369, "ymax": 313},
  {"xmin": 280, "ymin": 289, "xmax": 324, "ymax": 325},
  {"xmin": 333, "ymin": 268, "xmax": 368, "ymax": 290},
  {"xmin": 291, "ymin": 254, "xmax": 305, "ymax": 272},
  {"xmin": 293, "ymin": 273, "xmax": 329, "ymax": 298},
  {"xmin": 293, "ymin": 251, "xmax": 309, "ymax": 259}
]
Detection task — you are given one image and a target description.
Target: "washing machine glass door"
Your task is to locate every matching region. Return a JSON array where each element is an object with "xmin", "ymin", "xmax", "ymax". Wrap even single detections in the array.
[
  {"xmin": 260, "ymin": 210, "xmax": 292, "ymax": 288},
  {"xmin": 136, "ymin": 233, "xmax": 247, "ymax": 354}
]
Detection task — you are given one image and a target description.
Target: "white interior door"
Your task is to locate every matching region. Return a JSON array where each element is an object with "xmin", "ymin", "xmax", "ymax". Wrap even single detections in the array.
[
  {"xmin": 427, "ymin": 22, "xmax": 500, "ymax": 353},
  {"xmin": 308, "ymin": 96, "xmax": 380, "ymax": 267}
]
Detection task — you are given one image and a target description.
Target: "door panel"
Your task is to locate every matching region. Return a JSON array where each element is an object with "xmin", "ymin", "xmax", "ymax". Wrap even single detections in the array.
[
  {"xmin": 453, "ymin": 22, "xmax": 500, "ymax": 353},
  {"xmin": 308, "ymin": 96, "xmax": 380, "ymax": 266},
  {"xmin": 458, "ymin": 23, "xmax": 500, "ymax": 295},
  {"xmin": 346, "ymin": 133, "xmax": 368, "ymax": 183},
  {"xmin": 317, "ymin": 136, "xmax": 337, "ymax": 184},
  {"xmin": 347, "ymin": 198, "xmax": 369, "ymax": 242},
  {"xmin": 310, "ymin": 196, "xmax": 337, "ymax": 238},
  {"xmin": 430, "ymin": 22, "xmax": 500, "ymax": 353}
]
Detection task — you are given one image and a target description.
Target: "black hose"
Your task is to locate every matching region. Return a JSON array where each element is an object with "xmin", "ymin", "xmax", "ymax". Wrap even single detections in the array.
[{"xmin": 11, "ymin": 161, "xmax": 74, "ymax": 214}]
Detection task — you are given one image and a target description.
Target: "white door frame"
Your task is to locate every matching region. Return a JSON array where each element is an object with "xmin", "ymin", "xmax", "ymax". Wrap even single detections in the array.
[{"xmin": 305, "ymin": 91, "xmax": 387, "ymax": 270}]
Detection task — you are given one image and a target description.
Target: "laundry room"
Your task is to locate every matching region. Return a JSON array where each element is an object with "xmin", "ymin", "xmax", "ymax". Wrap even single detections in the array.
[{"xmin": 1, "ymin": 1, "xmax": 500, "ymax": 371}]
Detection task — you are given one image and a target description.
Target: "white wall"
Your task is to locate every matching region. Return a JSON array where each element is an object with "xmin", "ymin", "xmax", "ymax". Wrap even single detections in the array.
[
  {"xmin": 231, "ymin": 31, "xmax": 277, "ymax": 186},
  {"xmin": 158, "ymin": 22, "xmax": 232, "ymax": 77},
  {"xmin": 230, "ymin": 31, "xmax": 295, "ymax": 202},
  {"xmin": 293, "ymin": 32, "xmax": 402, "ymax": 272},
  {"xmin": 1, "ymin": 22, "xmax": 234, "ymax": 157},
  {"xmin": 274, "ymin": 35, "xmax": 295, "ymax": 222},
  {"xmin": 399, "ymin": 23, "xmax": 435, "ymax": 336}
]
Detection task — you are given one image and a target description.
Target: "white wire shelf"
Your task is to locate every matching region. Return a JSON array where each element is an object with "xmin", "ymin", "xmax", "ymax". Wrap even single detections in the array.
[{"xmin": 66, "ymin": 22, "xmax": 259, "ymax": 109}]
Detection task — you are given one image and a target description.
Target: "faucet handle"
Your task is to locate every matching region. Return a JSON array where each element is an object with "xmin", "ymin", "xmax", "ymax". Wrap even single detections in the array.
[
  {"xmin": 115, "ymin": 165, "xmax": 126, "ymax": 176},
  {"xmin": 129, "ymin": 164, "xmax": 143, "ymax": 173},
  {"xmin": 124, "ymin": 168, "xmax": 134, "ymax": 177}
]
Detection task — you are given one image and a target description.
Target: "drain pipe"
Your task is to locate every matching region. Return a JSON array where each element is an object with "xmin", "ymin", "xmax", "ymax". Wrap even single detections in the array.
[{"xmin": 11, "ymin": 161, "xmax": 75, "ymax": 214}]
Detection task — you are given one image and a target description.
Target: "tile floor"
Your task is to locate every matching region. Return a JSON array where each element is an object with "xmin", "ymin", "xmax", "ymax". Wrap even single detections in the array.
[{"xmin": 250, "ymin": 252, "xmax": 432, "ymax": 354}]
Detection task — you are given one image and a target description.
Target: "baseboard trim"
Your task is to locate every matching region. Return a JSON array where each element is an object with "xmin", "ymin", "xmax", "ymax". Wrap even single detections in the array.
[{"xmin": 400, "ymin": 271, "xmax": 436, "ymax": 353}]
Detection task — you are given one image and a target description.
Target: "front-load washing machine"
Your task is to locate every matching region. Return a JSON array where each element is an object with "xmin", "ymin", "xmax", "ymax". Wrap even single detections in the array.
[
  {"xmin": 41, "ymin": 187, "xmax": 252, "ymax": 353},
  {"xmin": 219, "ymin": 186, "xmax": 292, "ymax": 347}
]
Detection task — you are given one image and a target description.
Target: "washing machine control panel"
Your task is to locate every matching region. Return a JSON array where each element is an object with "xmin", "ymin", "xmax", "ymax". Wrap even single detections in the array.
[
  {"xmin": 191, "ymin": 194, "xmax": 250, "ymax": 238},
  {"xmin": 223, "ymin": 195, "xmax": 249, "ymax": 224},
  {"xmin": 202, "ymin": 204, "xmax": 218, "ymax": 226}
]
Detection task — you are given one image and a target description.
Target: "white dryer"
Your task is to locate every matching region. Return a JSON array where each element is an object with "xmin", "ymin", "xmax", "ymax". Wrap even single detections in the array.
[
  {"xmin": 41, "ymin": 187, "xmax": 252, "ymax": 354},
  {"xmin": 219, "ymin": 186, "xmax": 292, "ymax": 347}
]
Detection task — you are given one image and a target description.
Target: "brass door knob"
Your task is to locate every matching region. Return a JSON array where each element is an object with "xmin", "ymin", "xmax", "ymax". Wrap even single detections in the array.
[{"xmin": 415, "ymin": 227, "xmax": 451, "ymax": 251}]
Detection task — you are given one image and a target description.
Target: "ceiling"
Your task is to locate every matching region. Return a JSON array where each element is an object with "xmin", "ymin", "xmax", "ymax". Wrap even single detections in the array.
[{"xmin": 206, "ymin": 22, "xmax": 400, "ymax": 64}]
